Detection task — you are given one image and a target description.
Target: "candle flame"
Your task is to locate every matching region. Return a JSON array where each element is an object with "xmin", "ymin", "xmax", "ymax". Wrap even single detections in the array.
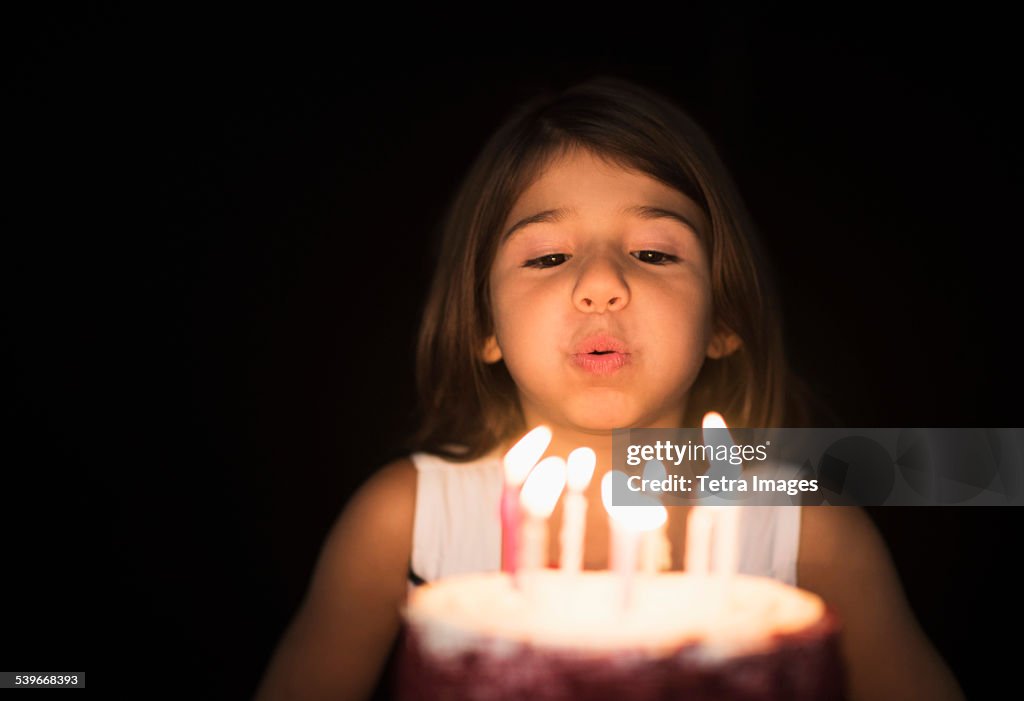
[
  {"xmin": 600, "ymin": 470, "xmax": 624, "ymax": 511},
  {"xmin": 702, "ymin": 410, "xmax": 742, "ymax": 483},
  {"xmin": 694, "ymin": 411, "xmax": 741, "ymax": 575},
  {"xmin": 520, "ymin": 456, "xmax": 567, "ymax": 518},
  {"xmin": 702, "ymin": 411, "xmax": 727, "ymax": 430},
  {"xmin": 566, "ymin": 447, "xmax": 596, "ymax": 492},
  {"xmin": 504, "ymin": 425, "xmax": 552, "ymax": 486},
  {"xmin": 601, "ymin": 471, "xmax": 667, "ymax": 532}
]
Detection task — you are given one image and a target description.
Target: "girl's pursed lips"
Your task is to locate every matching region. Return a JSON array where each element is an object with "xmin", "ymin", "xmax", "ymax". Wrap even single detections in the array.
[
  {"xmin": 571, "ymin": 333, "xmax": 630, "ymax": 355},
  {"xmin": 569, "ymin": 333, "xmax": 633, "ymax": 375}
]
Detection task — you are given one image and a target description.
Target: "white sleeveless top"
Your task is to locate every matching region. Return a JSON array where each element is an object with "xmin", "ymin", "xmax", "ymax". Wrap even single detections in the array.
[{"xmin": 409, "ymin": 451, "xmax": 803, "ymax": 587}]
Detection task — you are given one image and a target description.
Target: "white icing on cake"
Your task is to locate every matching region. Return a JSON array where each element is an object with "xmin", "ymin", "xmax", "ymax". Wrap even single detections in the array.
[{"xmin": 404, "ymin": 570, "xmax": 825, "ymax": 662}]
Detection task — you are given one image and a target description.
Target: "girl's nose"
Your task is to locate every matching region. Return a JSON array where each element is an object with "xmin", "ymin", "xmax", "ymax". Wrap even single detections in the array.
[{"xmin": 572, "ymin": 256, "xmax": 630, "ymax": 313}]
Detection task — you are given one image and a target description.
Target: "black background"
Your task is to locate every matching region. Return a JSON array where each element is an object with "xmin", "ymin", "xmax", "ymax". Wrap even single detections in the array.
[{"xmin": 8, "ymin": 6, "xmax": 1022, "ymax": 699}]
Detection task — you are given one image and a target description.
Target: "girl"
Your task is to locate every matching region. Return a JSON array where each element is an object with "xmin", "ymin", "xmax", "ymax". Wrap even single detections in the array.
[{"xmin": 254, "ymin": 77, "xmax": 964, "ymax": 701}]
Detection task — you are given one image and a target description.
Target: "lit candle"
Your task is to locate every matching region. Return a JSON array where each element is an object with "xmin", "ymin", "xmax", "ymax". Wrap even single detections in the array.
[
  {"xmin": 684, "ymin": 412, "xmax": 741, "ymax": 575},
  {"xmin": 519, "ymin": 456, "xmax": 567, "ymax": 571},
  {"xmin": 559, "ymin": 447, "xmax": 596, "ymax": 573},
  {"xmin": 703, "ymin": 411, "xmax": 740, "ymax": 574},
  {"xmin": 639, "ymin": 460, "xmax": 671, "ymax": 573},
  {"xmin": 602, "ymin": 471, "xmax": 667, "ymax": 608},
  {"xmin": 501, "ymin": 426, "xmax": 552, "ymax": 576}
]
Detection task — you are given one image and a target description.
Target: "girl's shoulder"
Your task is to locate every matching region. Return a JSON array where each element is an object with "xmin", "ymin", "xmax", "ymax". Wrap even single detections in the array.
[
  {"xmin": 408, "ymin": 449, "xmax": 504, "ymax": 474},
  {"xmin": 347, "ymin": 448, "xmax": 503, "ymax": 507},
  {"xmin": 411, "ymin": 443, "xmax": 505, "ymax": 462},
  {"xmin": 338, "ymin": 458, "xmax": 419, "ymax": 542},
  {"xmin": 354, "ymin": 450, "xmax": 502, "ymax": 521},
  {"xmin": 361, "ymin": 457, "xmax": 418, "ymax": 502},
  {"xmin": 797, "ymin": 505, "xmax": 880, "ymax": 573}
]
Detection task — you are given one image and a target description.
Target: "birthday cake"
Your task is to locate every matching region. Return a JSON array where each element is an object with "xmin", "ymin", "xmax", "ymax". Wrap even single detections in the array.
[{"xmin": 397, "ymin": 570, "xmax": 844, "ymax": 701}]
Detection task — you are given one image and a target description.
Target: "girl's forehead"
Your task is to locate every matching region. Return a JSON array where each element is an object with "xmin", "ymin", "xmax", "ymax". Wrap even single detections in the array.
[{"xmin": 505, "ymin": 149, "xmax": 707, "ymax": 235}]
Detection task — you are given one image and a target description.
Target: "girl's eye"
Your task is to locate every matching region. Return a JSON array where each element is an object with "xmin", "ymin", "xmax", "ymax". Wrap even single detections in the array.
[
  {"xmin": 523, "ymin": 253, "xmax": 571, "ymax": 269},
  {"xmin": 632, "ymin": 250, "xmax": 680, "ymax": 265}
]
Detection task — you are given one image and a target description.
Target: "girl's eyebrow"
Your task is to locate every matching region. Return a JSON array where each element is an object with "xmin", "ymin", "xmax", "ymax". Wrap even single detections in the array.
[
  {"xmin": 503, "ymin": 208, "xmax": 571, "ymax": 241},
  {"xmin": 503, "ymin": 205, "xmax": 702, "ymax": 241},
  {"xmin": 623, "ymin": 205, "xmax": 703, "ymax": 238}
]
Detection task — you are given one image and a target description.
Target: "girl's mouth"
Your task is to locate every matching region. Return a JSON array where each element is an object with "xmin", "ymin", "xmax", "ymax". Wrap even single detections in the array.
[
  {"xmin": 570, "ymin": 350, "xmax": 631, "ymax": 375},
  {"xmin": 570, "ymin": 333, "xmax": 632, "ymax": 375}
]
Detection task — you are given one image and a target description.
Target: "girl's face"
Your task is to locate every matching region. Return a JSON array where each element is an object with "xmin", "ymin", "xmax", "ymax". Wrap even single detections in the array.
[{"xmin": 485, "ymin": 148, "xmax": 738, "ymax": 433}]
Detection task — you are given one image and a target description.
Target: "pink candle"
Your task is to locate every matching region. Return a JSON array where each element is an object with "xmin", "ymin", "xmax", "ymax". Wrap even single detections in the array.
[
  {"xmin": 500, "ymin": 426, "xmax": 552, "ymax": 575},
  {"xmin": 500, "ymin": 488, "xmax": 520, "ymax": 574}
]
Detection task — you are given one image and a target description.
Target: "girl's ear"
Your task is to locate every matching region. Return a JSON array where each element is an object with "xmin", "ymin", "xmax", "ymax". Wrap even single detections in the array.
[
  {"xmin": 706, "ymin": 327, "xmax": 743, "ymax": 359},
  {"xmin": 482, "ymin": 334, "xmax": 503, "ymax": 363}
]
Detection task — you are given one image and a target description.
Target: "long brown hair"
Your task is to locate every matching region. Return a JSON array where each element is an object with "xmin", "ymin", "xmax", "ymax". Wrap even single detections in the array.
[{"xmin": 414, "ymin": 76, "xmax": 818, "ymax": 461}]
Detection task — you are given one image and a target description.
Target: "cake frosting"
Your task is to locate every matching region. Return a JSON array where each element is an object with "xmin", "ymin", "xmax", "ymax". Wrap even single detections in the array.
[{"xmin": 398, "ymin": 570, "xmax": 844, "ymax": 700}]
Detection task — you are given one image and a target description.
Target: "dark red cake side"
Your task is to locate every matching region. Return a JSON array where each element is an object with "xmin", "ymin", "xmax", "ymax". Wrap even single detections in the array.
[{"xmin": 396, "ymin": 609, "xmax": 844, "ymax": 701}]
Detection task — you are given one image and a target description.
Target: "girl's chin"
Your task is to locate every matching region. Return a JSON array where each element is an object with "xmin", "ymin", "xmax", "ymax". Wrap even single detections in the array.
[
  {"xmin": 522, "ymin": 391, "xmax": 684, "ymax": 433},
  {"xmin": 566, "ymin": 419, "xmax": 623, "ymax": 434},
  {"xmin": 562, "ymin": 403, "xmax": 649, "ymax": 433}
]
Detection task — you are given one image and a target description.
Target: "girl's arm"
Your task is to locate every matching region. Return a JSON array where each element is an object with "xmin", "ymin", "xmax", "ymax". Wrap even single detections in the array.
[
  {"xmin": 253, "ymin": 459, "xmax": 417, "ymax": 701},
  {"xmin": 798, "ymin": 506, "xmax": 965, "ymax": 701}
]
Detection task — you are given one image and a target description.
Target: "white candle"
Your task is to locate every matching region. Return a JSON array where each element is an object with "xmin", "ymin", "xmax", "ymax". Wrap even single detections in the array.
[
  {"xmin": 683, "ymin": 412, "xmax": 743, "ymax": 576},
  {"xmin": 610, "ymin": 521, "xmax": 639, "ymax": 610},
  {"xmin": 639, "ymin": 460, "xmax": 670, "ymax": 573},
  {"xmin": 519, "ymin": 456, "xmax": 566, "ymax": 571},
  {"xmin": 702, "ymin": 411, "xmax": 740, "ymax": 575},
  {"xmin": 685, "ymin": 505, "xmax": 714, "ymax": 573},
  {"xmin": 713, "ymin": 504, "xmax": 740, "ymax": 574},
  {"xmin": 602, "ymin": 471, "xmax": 667, "ymax": 609},
  {"xmin": 559, "ymin": 447, "xmax": 596, "ymax": 572},
  {"xmin": 685, "ymin": 504, "xmax": 741, "ymax": 574}
]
